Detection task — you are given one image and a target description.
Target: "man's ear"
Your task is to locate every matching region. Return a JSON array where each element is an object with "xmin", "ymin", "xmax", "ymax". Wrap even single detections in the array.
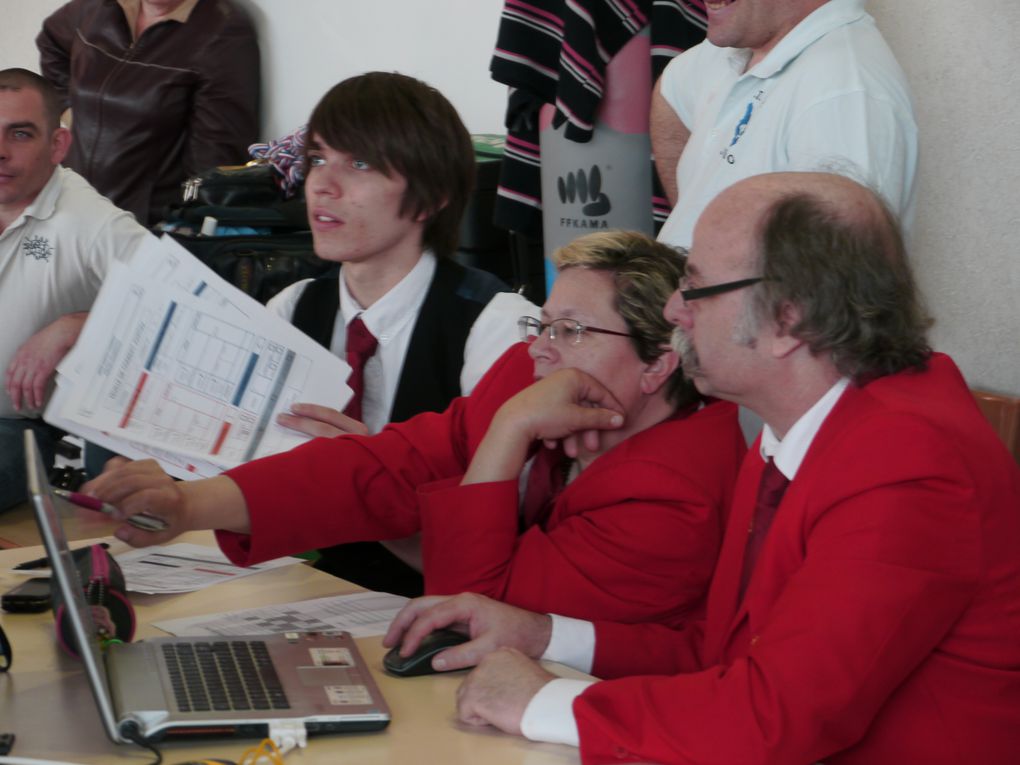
[
  {"xmin": 641, "ymin": 347, "xmax": 680, "ymax": 395},
  {"xmin": 770, "ymin": 300, "xmax": 804, "ymax": 358},
  {"xmin": 415, "ymin": 195, "xmax": 449, "ymax": 224},
  {"xmin": 50, "ymin": 127, "xmax": 71, "ymax": 165}
]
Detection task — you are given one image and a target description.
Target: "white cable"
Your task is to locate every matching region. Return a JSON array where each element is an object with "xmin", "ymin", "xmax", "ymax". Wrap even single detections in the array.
[{"xmin": 0, "ymin": 757, "xmax": 88, "ymax": 765}]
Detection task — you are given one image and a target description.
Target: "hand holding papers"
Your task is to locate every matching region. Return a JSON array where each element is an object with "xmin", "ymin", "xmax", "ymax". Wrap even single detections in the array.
[{"xmin": 46, "ymin": 235, "xmax": 351, "ymax": 478}]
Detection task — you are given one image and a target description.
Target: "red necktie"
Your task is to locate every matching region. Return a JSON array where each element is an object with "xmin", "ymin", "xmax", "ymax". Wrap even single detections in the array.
[
  {"xmin": 738, "ymin": 457, "xmax": 790, "ymax": 601},
  {"xmin": 521, "ymin": 446, "xmax": 569, "ymax": 530},
  {"xmin": 342, "ymin": 316, "xmax": 378, "ymax": 422}
]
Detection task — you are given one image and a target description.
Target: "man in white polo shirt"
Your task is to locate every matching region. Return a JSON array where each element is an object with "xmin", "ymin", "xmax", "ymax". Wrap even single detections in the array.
[
  {"xmin": 0, "ymin": 68, "xmax": 151, "ymax": 511},
  {"xmin": 652, "ymin": 0, "xmax": 918, "ymax": 247}
]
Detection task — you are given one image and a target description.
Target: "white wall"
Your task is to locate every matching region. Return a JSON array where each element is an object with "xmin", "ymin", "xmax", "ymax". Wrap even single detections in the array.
[
  {"xmin": 236, "ymin": 0, "xmax": 508, "ymax": 139},
  {"xmin": 0, "ymin": 0, "xmax": 508, "ymax": 136},
  {"xmin": 2, "ymin": 0, "xmax": 1017, "ymax": 395},
  {"xmin": 870, "ymin": 0, "xmax": 1020, "ymax": 396}
]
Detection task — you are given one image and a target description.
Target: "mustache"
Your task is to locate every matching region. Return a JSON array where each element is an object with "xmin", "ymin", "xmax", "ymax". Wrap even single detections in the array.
[{"xmin": 671, "ymin": 326, "xmax": 701, "ymax": 378}]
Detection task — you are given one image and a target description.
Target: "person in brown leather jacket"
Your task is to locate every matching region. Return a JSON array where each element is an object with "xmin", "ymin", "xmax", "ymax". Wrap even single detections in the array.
[{"xmin": 36, "ymin": 0, "xmax": 260, "ymax": 226}]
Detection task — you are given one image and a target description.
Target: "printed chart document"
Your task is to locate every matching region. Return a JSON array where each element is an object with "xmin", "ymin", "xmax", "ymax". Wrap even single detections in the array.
[
  {"xmin": 154, "ymin": 591, "xmax": 410, "ymax": 639},
  {"xmin": 115, "ymin": 542, "xmax": 302, "ymax": 594},
  {"xmin": 46, "ymin": 235, "xmax": 350, "ymax": 478}
]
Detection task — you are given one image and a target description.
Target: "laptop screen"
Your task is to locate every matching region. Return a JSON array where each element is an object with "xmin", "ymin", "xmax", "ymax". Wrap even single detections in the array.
[{"xmin": 24, "ymin": 428, "xmax": 126, "ymax": 742}]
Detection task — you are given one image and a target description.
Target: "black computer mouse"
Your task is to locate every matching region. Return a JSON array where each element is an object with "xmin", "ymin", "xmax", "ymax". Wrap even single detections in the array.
[{"xmin": 383, "ymin": 628, "xmax": 471, "ymax": 677}]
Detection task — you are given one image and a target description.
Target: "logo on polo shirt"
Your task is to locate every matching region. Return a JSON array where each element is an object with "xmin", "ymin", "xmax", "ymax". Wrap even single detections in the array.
[
  {"xmin": 720, "ymin": 89, "xmax": 767, "ymax": 165},
  {"xmin": 557, "ymin": 165, "xmax": 611, "ymax": 228},
  {"xmin": 23, "ymin": 235, "xmax": 53, "ymax": 262}
]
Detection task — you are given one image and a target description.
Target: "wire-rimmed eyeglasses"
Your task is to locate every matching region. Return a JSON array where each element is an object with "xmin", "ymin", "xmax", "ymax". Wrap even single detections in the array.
[{"xmin": 518, "ymin": 316, "xmax": 633, "ymax": 346}]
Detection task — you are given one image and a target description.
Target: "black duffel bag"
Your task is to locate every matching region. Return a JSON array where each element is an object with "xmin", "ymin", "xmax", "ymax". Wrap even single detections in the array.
[
  {"xmin": 182, "ymin": 162, "xmax": 285, "ymax": 207},
  {"xmin": 168, "ymin": 230, "xmax": 337, "ymax": 305}
]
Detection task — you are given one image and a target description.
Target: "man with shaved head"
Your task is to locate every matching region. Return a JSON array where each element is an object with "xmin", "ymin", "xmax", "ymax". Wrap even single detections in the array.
[
  {"xmin": 0, "ymin": 68, "xmax": 150, "ymax": 511},
  {"xmin": 652, "ymin": 0, "xmax": 918, "ymax": 247},
  {"xmin": 385, "ymin": 172, "xmax": 1020, "ymax": 764}
]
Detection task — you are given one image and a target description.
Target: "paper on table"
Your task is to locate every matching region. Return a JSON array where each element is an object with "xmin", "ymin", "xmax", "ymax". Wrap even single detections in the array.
[
  {"xmin": 153, "ymin": 591, "xmax": 410, "ymax": 638},
  {"xmin": 46, "ymin": 236, "xmax": 351, "ymax": 470},
  {"xmin": 115, "ymin": 542, "xmax": 301, "ymax": 594}
]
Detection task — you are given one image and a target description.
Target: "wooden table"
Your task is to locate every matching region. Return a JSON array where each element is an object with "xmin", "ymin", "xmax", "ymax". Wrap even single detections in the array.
[
  {"xmin": 0, "ymin": 499, "xmax": 118, "ymax": 549},
  {"xmin": 0, "ymin": 532, "xmax": 585, "ymax": 764}
]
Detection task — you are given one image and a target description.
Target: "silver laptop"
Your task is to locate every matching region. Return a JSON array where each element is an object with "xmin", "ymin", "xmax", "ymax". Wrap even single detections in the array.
[{"xmin": 24, "ymin": 429, "xmax": 390, "ymax": 746}]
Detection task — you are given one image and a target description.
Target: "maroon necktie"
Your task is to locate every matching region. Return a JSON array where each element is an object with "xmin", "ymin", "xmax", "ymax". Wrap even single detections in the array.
[
  {"xmin": 521, "ymin": 446, "xmax": 569, "ymax": 530},
  {"xmin": 342, "ymin": 316, "xmax": 378, "ymax": 422},
  {"xmin": 737, "ymin": 457, "xmax": 791, "ymax": 601}
]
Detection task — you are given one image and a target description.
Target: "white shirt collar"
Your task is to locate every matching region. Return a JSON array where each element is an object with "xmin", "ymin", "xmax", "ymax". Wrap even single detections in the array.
[
  {"xmin": 1, "ymin": 167, "xmax": 62, "ymax": 237},
  {"xmin": 338, "ymin": 250, "xmax": 437, "ymax": 345},
  {"xmin": 760, "ymin": 377, "xmax": 850, "ymax": 479}
]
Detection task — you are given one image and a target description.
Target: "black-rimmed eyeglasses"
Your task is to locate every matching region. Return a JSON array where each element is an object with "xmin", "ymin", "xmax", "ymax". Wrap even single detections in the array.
[
  {"xmin": 672, "ymin": 245, "xmax": 769, "ymax": 302},
  {"xmin": 678, "ymin": 276, "xmax": 765, "ymax": 302},
  {"xmin": 518, "ymin": 316, "xmax": 633, "ymax": 346}
]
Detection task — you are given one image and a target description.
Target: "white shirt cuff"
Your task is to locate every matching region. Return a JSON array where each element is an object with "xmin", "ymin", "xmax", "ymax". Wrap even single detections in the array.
[
  {"xmin": 541, "ymin": 614, "xmax": 595, "ymax": 673},
  {"xmin": 520, "ymin": 677, "xmax": 594, "ymax": 747}
]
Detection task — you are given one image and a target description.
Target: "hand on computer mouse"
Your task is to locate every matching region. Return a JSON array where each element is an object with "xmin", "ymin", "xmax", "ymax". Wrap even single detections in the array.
[
  {"xmin": 383, "ymin": 593, "xmax": 553, "ymax": 673},
  {"xmin": 383, "ymin": 628, "xmax": 471, "ymax": 677}
]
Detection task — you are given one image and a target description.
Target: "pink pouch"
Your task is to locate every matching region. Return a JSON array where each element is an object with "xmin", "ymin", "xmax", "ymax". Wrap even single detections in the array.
[{"xmin": 53, "ymin": 543, "xmax": 136, "ymax": 658}]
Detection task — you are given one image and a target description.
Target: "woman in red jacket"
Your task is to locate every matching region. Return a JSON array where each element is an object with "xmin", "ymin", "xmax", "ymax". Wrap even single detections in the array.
[{"xmin": 86, "ymin": 230, "xmax": 746, "ymax": 628}]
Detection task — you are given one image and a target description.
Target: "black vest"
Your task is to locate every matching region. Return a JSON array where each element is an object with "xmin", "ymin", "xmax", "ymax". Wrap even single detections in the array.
[{"xmin": 291, "ymin": 257, "xmax": 509, "ymax": 423}]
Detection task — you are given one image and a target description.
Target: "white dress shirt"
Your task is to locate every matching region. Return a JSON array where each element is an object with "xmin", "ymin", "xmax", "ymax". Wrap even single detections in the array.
[
  {"xmin": 267, "ymin": 251, "xmax": 535, "ymax": 434},
  {"xmin": 521, "ymin": 377, "xmax": 851, "ymax": 746}
]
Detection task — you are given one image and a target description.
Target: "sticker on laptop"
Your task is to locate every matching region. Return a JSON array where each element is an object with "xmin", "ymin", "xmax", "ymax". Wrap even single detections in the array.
[
  {"xmin": 326, "ymin": 684, "xmax": 372, "ymax": 706},
  {"xmin": 309, "ymin": 647, "xmax": 354, "ymax": 667}
]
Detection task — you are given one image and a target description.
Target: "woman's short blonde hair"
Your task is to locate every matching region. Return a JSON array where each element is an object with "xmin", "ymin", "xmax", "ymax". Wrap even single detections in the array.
[{"xmin": 552, "ymin": 231, "xmax": 696, "ymax": 408}]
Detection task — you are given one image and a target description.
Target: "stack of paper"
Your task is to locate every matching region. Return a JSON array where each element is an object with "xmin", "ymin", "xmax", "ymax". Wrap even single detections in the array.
[
  {"xmin": 45, "ymin": 235, "xmax": 351, "ymax": 479},
  {"xmin": 115, "ymin": 543, "xmax": 302, "ymax": 594},
  {"xmin": 153, "ymin": 590, "xmax": 410, "ymax": 638}
]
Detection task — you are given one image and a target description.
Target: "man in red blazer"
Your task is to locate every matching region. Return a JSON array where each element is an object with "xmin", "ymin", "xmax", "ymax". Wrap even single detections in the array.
[{"xmin": 384, "ymin": 172, "xmax": 1020, "ymax": 764}]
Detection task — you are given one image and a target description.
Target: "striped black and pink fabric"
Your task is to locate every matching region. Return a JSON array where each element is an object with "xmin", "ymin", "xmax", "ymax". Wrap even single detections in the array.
[{"xmin": 489, "ymin": 0, "xmax": 707, "ymax": 236}]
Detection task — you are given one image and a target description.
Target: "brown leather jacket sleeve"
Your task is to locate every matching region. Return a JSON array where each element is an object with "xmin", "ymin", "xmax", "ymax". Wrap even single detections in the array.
[{"xmin": 36, "ymin": 0, "xmax": 80, "ymax": 111}]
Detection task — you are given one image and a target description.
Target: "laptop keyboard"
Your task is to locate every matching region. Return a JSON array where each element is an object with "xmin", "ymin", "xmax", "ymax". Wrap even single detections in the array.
[{"xmin": 162, "ymin": 641, "xmax": 291, "ymax": 712}]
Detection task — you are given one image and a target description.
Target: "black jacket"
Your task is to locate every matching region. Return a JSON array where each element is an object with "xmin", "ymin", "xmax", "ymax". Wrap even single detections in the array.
[
  {"xmin": 37, "ymin": 0, "xmax": 260, "ymax": 224},
  {"xmin": 292, "ymin": 257, "xmax": 510, "ymax": 423}
]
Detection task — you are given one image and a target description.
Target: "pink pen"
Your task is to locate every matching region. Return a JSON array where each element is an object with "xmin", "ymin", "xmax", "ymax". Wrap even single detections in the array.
[{"xmin": 53, "ymin": 489, "xmax": 168, "ymax": 532}]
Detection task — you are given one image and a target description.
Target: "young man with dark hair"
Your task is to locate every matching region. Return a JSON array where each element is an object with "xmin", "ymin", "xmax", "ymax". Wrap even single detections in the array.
[
  {"xmin": 265, "ymin": 72, "xmax": 535, "ymax": 594},
  {"xmin": 0, "ymin": 68, "xmax": 151, "ymax": 512}
]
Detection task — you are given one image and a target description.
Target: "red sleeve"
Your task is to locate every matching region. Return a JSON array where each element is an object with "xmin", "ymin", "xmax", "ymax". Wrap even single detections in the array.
[
  {"xmin": 218, "ymin": 344, "xmax": 534, "ymax": 566},
  {"xmin": 420, "ymin": 403, "xmax": 745, "ymax": 627},
  {"xmin": 218, "ymin": 405, "xmax": 468, "ymax": 565},
  {"xmin": 589, "ymin": 619, "xmax": 704, "ymax": 679}
]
